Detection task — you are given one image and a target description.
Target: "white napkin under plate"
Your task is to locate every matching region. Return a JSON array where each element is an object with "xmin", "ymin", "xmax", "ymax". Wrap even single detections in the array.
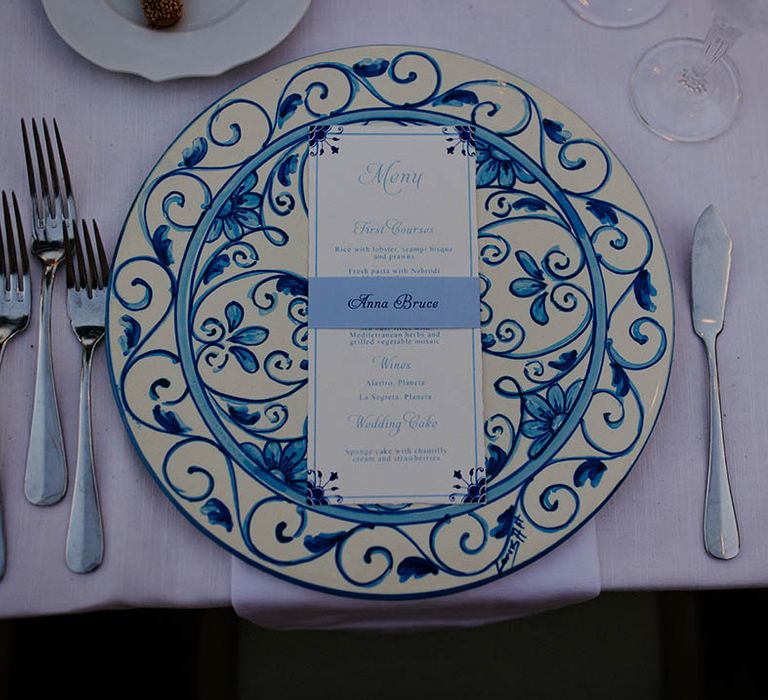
[{"xmin": 232, "ymin": 520, "xmax": 600, "ymax": 631}]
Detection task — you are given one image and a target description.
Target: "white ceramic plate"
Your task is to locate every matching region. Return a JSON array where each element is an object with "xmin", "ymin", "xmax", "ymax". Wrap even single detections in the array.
[
  {"xmin": 41, "ymin": 0, "xmax": 312, "ymax": 81},
  {"xmin": 107, "ymin": 46, "xmax": 673, "ymax": 598}
]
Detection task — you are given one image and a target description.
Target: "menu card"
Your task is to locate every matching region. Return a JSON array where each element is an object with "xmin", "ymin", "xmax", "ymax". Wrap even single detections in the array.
[{"xmin": 307, "ymin": 125, "xmax": 484, "ymax": 505}]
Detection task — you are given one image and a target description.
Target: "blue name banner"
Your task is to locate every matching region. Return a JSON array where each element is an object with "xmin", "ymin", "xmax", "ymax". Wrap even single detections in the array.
[{"xmin": 308, "ymin": 276, "xmax": 480, "ymax": 329}]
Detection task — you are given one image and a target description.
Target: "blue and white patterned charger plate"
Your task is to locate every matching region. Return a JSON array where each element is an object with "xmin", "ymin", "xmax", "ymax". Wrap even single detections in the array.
[{"xmin": 107, "ymin": 46, "xmax": 673, "ymax": 599}]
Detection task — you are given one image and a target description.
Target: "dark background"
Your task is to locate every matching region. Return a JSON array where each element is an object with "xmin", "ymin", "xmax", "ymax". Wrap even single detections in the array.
[{"xmin": 0, "ymin": 590, "xmax": 762, "ymax": 699}]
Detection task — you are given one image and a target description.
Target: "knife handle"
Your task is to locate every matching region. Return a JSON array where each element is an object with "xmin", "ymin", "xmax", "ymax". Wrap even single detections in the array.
[{"xmin": 703, "ymin": 333, "xmax": 739, "ymax": 560}]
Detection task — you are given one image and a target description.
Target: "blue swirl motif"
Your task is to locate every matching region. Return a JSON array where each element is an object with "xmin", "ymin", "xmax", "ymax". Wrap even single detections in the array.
[{"xmin": 110, "ymin": 49, "xmax": 670, "ymax": 595}]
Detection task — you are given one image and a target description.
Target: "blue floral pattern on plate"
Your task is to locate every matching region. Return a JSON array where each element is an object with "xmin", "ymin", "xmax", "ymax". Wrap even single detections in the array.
[{"xmin": 107, "ymin": 46, "xmax": 673, "ymax": 599}]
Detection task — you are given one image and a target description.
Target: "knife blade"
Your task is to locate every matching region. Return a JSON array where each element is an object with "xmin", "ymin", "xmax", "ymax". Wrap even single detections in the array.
[
  {"xmin": 692, "ymin": 205, "xmax": 732, "ymax": 336},
  {"xmin": 691, "ymin": 204, "xmax": 739, "ymax": 560}
]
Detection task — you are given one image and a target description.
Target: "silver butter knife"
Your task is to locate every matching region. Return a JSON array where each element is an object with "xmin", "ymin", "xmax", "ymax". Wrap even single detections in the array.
[{"xmin": 692, "ymin": 204, "xmax": 739, "ymax": 560}]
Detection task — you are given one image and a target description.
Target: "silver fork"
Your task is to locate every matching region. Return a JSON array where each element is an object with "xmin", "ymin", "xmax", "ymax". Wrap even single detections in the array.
[
  {"xmin": 0, "ymin": 192, "xmax": 31, "ymax": 579},
  {"xmin": 21, "ymin": 118, "xmax": 75, "ymax": 506},
  {"xmin": 63, "ymin": 219, "xmax": 107, "ymax": 574}
]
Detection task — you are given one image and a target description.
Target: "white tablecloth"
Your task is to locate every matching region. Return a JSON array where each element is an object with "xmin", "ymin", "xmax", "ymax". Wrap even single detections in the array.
[{"xmin": 2, "ymin": 0, "xmax": 768, "ymax": 620}]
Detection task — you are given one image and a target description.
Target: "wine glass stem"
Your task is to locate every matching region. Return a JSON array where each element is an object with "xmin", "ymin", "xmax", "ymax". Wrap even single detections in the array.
[{"xmin": 684, "ymin": 15, "xmax": 742, "ymax": 89}]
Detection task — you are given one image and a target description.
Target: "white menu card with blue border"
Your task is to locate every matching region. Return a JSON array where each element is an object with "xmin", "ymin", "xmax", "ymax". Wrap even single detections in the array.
[{"xmin": 307, "ymin": 124, "xmax": 484, "ymax": 505}]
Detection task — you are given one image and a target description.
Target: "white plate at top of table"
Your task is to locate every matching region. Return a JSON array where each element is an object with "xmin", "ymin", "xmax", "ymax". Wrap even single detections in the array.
[{"xmin": 41, "ymin": 0, "xmax": 312, "ymax": 81}]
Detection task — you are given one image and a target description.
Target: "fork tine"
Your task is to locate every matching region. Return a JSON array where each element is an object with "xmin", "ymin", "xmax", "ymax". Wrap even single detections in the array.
[
  {"xmin": 71, "ymin": 220, "xmax": 89, "ymax": 293},
  {"xmin": 42, "ymin": 119, "xmax": 61, "ymax": 202},
  {"xmin": 53, "ymin": 120, "xmax": 74, "ymax": 206},
  {"xmin": 21, "ymin": 119, "xmax": 42, "ymax": 223},
  {"xmin": 91, "ymin": 221, "xmax": 109, "ymax": 288},
  {"xmin": 63, "ymin": 222, "xmax": 76, "ymax": 290},
  {"xmin": 0, "ymin": 196, "xmax": 6, "ymax": 292},
  {"xmin": 2, "ymin": 193, "xmax": 19, "ymax": 290},
  {"xmin": 11, "ymin": 193, "xmax": 29, "ymax": 279},
  {"xmin": 81, "ymin": 220, "xmax": 99, "ymax": 294},
  {"xmin": 31, "ymin": 119, "xmax": 52, "ymax": 218}
]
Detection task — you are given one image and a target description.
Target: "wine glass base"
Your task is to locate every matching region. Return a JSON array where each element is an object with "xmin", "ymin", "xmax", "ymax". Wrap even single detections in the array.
[
  {"xmin": 630, "ymin": 38, "xmax": 742, "ymax": 143},
  {"xmin": 562, "ymin": 0, "xmax": 669, "ymax": 28}
]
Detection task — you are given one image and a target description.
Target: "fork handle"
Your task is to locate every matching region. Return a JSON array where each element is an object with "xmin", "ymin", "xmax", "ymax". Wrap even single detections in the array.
[
  {"xmin": 0, "ymin": 484, "xmax": 5, "ymax": 580},
  {"xmin": 0, "ymin": 340, "xmax": 7, "ymax": 580},
  {"xmin": 24, "ymin": 263, "xmax": 67, "ymax": 506},
  {"xmin": 703, "ymin": 333, "xmax": 740, "ymax": 560},
  {"xmin": 65, "ymin": 343, "xmax": 103, "ymax": 574}
]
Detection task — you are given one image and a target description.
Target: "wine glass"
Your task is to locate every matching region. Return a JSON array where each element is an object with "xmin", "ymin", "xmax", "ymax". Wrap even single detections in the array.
[
  {"xmin": 562, "ymin": 0, "xmax": 670, "ymax": 28},
  {"xmin": 631, "ymin": 0, "xmax": 768, "ymax": 142}
]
